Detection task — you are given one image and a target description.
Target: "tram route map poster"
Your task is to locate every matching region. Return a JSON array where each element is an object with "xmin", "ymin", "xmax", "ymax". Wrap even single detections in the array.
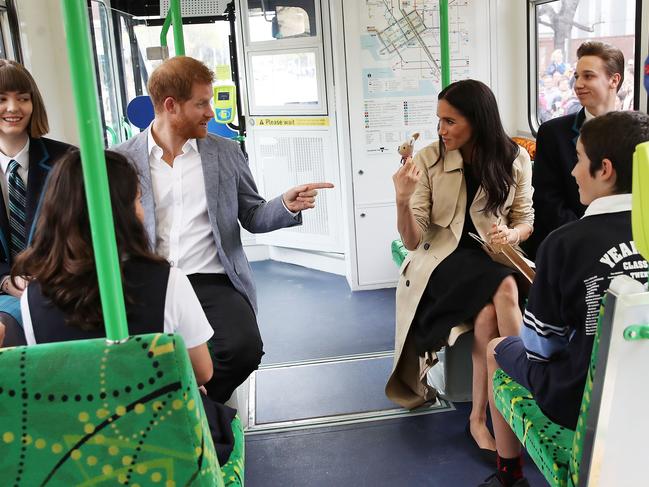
[{"xmin": 360, "ymin": 0, "xmax": 476, "ymax": 155}]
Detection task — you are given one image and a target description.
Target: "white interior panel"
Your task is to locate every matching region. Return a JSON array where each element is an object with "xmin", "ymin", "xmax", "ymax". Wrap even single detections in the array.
[
  {"xmin": 250, "ymin": 126, "xmax": 343, "ymax": 252},
  {"xmin": 355, "ymin": 204, "xmax": 399, "ymax": 286}
]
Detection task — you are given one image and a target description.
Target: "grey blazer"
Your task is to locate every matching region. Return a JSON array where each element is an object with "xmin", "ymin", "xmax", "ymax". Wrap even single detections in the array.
[{"xmin": 114, "ymin": 130, "xmax": 301, "ymax": 313}]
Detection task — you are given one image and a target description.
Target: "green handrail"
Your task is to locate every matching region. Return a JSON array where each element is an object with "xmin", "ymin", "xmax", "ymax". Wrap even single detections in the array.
[
  {"xmin": 61, "ymin": 0, "xmax": 129, "ymax": 342},
  {"xmin": 439, "ymin": 0, "xmax": 451, "ymax": 89},
  {"xmin": 160, "ymin": 0, "xmax": 185, "ymax": 56},
  {"xmin": 160, "ymin": 12, "xmax": 172, "ymax": 48},
  {"xmin": 623, "ymin": 324, "xmax": 649, "ymax": 341}
]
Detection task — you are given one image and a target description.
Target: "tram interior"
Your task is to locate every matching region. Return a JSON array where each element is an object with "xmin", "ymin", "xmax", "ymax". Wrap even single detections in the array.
[{"xmin": 0, "ymin": 0, "xmax": 648, "ymax": 485}]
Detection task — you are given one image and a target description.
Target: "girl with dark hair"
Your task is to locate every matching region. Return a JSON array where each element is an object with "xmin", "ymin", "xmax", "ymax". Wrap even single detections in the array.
[
  {"xmin": 387, "ymin": 80, "xmax": 534, "ymax": 462},
  {"xmin": 6, "ymin": 150, "xmax": 238, "ymax": 465},
  {"xmin": 0, "ymin": 59, "xmax": 72, "ymax": 327},
  {"xmin": 9, "ymin": 150, "xmax": 213, "ymax": 386}
]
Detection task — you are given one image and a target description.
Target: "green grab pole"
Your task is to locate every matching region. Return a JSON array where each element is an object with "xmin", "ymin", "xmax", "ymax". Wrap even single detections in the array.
[
  {"xmin": 170, "ymin": 0, "xmax": 185, "ymax": 56},
  {"xmin": 439, "ymin": 0, "xmax": 451, "ymax": 89},
  {"xmin": 61, "ymin": 0, "xmax": 129, "ymax": 342},
  {"xmin": 160, "ymin": 10, "xmax": 172, "ymax": 47},
  {"xmin": 160, "ymin": 0, "xmax": 185, "ymax": 56},
  {"xmin": 623, "ymin": 325, "xmax": 649, "ymax": 341}
]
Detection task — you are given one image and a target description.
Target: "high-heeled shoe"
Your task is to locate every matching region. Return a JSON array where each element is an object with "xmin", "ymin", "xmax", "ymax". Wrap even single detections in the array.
[{"xmin": 465, "ymin": 421, "xmax": 497, "ymax": 465}]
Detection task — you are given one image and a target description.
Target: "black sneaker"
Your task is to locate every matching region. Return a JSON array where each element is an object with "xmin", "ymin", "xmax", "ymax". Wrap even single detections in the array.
[{"xmin": 478, "ymin": 473, "xmax": 531, "ymax": 487}]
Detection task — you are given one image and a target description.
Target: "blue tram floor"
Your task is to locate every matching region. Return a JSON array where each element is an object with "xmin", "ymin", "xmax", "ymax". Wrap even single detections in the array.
[
  {"xmin": 246, "ymin": 402, "xmax": 547, "ymax": 487},
  {"xmin": 251, "ymin": 260, "xmax": 395, "ymax": 365},
  {"xmin": 247, "ymin": 261, "xmax": 547, "ymax": 486}
]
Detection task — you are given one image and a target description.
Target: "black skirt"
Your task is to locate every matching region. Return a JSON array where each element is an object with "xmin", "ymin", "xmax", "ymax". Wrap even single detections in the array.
[{"xmin": 410, "ymin": 245, "xmax": 515, "ymax": 356}]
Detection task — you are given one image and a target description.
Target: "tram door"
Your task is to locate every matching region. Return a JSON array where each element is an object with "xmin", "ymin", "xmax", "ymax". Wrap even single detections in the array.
[{"xmin": 239, "ymin": 0, "xmax": 345, "ymax": 256}]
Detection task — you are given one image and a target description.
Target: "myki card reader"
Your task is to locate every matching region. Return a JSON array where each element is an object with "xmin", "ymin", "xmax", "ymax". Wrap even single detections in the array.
[{"xmin": 213, "ymin": 84, "xmax": 237, "ymax": 124}]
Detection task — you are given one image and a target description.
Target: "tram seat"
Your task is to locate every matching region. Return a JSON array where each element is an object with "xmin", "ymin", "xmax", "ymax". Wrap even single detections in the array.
[
  {"xmin": 225, "ymin": 376, "xmax": 251, "ymax": 430},
  {"xmin": 392, "ymin": 239, "xmax": 474, "ymax": 402},
  {"xmin": 512, "ymin": 136, "xmax": 536, "ymax": 161},
  {"xmin": 492, "ymin": 303, "xmax": 604, "ymax": 487},
  {"xmin": 0, "ymin": 333, "xmax": 244, "ymax": 486}
]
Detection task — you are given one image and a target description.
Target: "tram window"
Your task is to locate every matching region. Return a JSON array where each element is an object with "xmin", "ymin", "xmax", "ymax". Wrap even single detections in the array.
[
  {"xmin": 246, "ymin": 0, "xmax": 316, "ymax": 42},
  {"xmin": 90, "ymin": 0, "xmax": 123, "ymax": 146},
  {"xmin": 133, "ymin": 22, "xmax": 231, "ymax": 78},
  {"xmin": 0, "ymin": 20, "xmax": 6, "ymax": 60},
  {"xmin": 117, "ymin": 14, "xmax": 138, "ymax": 105},
  {"xmin": 529, "ymin": 0, "xmax": 637, "ymax": 132},
  {"xmin": 248, "ymin": 50, "xmax": 322, "ymax": 112},
  {"xmin": 0, "ymin": 1, "xmax": 18, "ymax": 61},
  {"xmin": 131, "ymin": 21, "xmax": 235, "ymax": 125}
]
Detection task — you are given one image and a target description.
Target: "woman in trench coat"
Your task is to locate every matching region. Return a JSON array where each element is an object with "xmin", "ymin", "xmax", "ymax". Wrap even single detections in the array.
[{"xmin": 387, "ymin": 80, "xmax": 534, "ymax": 460}]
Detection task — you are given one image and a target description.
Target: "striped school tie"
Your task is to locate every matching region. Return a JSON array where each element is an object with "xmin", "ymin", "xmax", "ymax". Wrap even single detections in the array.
[{"xmin": 8, "ymin": 159, "xmax": 27, "ymax": 258}]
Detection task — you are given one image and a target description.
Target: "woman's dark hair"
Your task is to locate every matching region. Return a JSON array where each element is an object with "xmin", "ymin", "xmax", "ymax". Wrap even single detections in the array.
[
  {"xmin": 437, "ymin": 79, "xmax": 519, "ymax": 215},
  {"xmin": 12, "ymin": 149, "xmax": 167, "ymax": 330}
]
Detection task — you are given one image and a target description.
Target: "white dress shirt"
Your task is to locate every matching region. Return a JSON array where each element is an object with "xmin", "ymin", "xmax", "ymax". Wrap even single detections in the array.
[
  {"xmin": 147, "ymin": 130, "xmax": 224, "ymax": 275},
  {"xmin": 582, "ymin": 193, "xmax": 632, "ymax": 218},
  {"xmin": 0, "ymin": 138, "xmax": 30, "ymax": 218},
  {"xmin": 584, "ymin": 109, "xmax": 595, "ymax": 122},
  {"xmin": 21, "ymin": 267, "xmax": 214, "ymax": 348}
]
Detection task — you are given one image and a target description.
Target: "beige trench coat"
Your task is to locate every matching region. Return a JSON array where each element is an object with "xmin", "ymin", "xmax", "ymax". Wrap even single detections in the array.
[{"xmin": 385, "ymin": 141, "xmax": 534, "ymax": 409}]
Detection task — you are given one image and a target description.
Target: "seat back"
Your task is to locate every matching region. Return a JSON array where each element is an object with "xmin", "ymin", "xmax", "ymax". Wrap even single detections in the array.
[
  {"xmin": 567, "ymin": 302, "xmax": 606, "ymax": 486},
  {"xmin": 512, "ymin": 136, "xmax": 537, "ymax": 161},
  {"xmin": 0, "ymin": 333, "xmax": 224, "ymax": 486},
  {"xmin": 632, "ymin": 141, "xmax": 649, "ymax": 259},
  {"xmin": 391, "ymin": 239, "xmax": 408, "ymax": 267}
]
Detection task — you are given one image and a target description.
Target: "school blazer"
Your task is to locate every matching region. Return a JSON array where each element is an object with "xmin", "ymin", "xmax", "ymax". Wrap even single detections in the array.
[
  {"xmin": 0, "ymin": 137, "xmax": 72, "ymax": 279},
  {"xmin": 385, "ymin": 141, "xmax": 534, "ymax": 409},
  {"xmin": 114, "ymin": 130, "xmax": 301, "ymax": 313},
  {"xmin": 526, "ymin": 108, "xmax": 586, "ymax": 258}
]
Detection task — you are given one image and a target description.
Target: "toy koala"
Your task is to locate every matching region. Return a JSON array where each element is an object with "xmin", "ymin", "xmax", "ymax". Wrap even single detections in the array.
[{"xmin": 398, "ymin": 132, "xmax": 420, "ymax": 164}]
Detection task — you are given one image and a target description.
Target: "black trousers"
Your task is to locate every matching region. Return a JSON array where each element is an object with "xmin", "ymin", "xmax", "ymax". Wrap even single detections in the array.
[{"xmin": 187, "ymin": 273, "xmax": 264, "ymax": 403}]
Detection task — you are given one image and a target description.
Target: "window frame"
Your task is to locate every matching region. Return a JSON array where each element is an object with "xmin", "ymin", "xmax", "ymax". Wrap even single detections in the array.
[
  {"xmin": 245, "ymin": 47, "xmax": 327, "ymax": 115},
  {"xmin": 240, "ymin": 0, "xmax": 328, "ymax": 116},
  {"xmin": 2, "ymin": 0, "xmax": 22, "ymax": 62},
  {"xmin": 527, "ymin": 0, "xmax": 645, "ymax": 135}
]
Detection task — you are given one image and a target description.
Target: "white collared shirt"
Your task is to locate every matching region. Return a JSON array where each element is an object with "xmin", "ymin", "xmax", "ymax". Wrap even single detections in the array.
[
  {"xmin": 147, "ymin": 129, "xmax": 224, "ymax": 275},
  {"xmin": 582, "ymin": 193, "xmax": 632, "ymax": 218},
  {"xmin": 0, "ymin": 138, "xmax": 30, "ymax": 218},
  {"xmin": 584, "ymin": 109, "xmax": 596, "ymax": 122}
]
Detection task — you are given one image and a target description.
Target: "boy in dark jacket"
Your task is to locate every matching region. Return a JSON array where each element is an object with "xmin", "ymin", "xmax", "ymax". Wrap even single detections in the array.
[{"xmin": 479, "ymin": 111, "xmax": 649, "ymax": 487}]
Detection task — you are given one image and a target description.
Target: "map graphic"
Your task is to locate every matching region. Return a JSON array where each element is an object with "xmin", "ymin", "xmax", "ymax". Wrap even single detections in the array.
[{"xmin": 359, "ymin": 0, "xmax": 476, "ymax": 153}]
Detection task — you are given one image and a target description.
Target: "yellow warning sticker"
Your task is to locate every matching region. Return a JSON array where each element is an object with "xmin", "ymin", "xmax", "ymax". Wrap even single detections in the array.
[{"xmin": 254, "ymin": 117, "xmax": 329, "ymax": 127}]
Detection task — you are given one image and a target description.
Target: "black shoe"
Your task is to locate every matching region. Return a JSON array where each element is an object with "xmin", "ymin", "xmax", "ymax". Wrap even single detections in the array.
[
  {"xmin": 478, "ymin": 473, "xmax": 531, "ymax": 487},
  {"xmin": 465, "ymin": 421, "xmax": 497, "ymax": 465}
]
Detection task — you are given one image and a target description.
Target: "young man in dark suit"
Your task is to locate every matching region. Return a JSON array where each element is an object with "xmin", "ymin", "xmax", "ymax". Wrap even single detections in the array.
[{"xmin": 525, "ymin": 42, "xmax": 625, "ymax": 259}]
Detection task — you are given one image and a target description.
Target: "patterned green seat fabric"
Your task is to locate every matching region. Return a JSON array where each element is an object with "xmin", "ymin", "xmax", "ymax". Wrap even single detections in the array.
[
  {"xmin": 0, "ymin": 333, "xmax": 226, "ymax": 486},
  {"xmin": 391, "ymin": 239, "xmax": 408, "ymax": 267},
  {"xmin": 494, "ymin": 304, "xmax": 605, "ymax": 487},
  {"xmin": 493, "ymin": 369, "xmax": 574, "ymax": 487},
  {"xmin": 221, "ymin": 416, "xmax": 244, "ymax": 486}
]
